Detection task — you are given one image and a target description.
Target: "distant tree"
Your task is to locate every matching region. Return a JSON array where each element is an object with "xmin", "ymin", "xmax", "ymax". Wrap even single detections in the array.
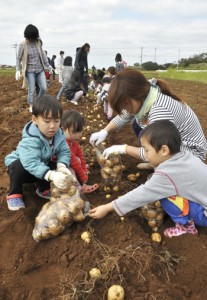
[
  {"xmin": 142, "ymin": 61, "xmax": 159, "ymax": 71},
  {"xmin": 134, "ymin": 62, "xmax": 140, "ymax": 67}
]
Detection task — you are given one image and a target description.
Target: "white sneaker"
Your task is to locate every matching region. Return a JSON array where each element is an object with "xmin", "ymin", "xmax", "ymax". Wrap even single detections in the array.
[{"xmin": 71, "ymin": 100, "xmax": 78, "ymax": 105}]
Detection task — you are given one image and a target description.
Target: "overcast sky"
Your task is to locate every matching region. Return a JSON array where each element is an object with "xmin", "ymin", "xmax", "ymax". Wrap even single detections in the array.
[{"xmin": 1, "ymin": 0, "xmax": 207, "ymax": 68}]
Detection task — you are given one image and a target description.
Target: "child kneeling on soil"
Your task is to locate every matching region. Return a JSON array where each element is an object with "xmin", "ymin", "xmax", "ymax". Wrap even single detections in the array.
[
  {"xmin": 61, "ymin": 109, "xmax": 99, "ymax": 193},
  {"xmin": 5, "ymin": 95, "xmax": 74, "ymax": 211},
  {"xmin": 89, "ymin": 120, "xmax": 207, "ymax": 238}
]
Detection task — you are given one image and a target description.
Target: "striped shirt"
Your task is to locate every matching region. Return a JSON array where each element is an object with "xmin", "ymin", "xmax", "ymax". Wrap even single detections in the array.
[
  {"xmin": 111, "ymin": 92, "xmax": 207, "ymax": 161},
  {"xmin": 16, "ymin": 42, "xmax": 50, "ymax": 73}
]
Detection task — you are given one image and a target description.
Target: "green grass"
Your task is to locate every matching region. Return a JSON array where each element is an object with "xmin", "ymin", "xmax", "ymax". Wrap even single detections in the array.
[
  {"xmin": 0, "ymin": 68, "xmax": 15, "ymax": 76},
  {"xmin": 142, "ymin": 69, "xmax": 207, "ymax": 84}
]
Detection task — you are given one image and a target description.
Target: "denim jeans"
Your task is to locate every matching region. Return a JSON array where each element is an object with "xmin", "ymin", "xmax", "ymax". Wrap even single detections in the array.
[{"xmin": 26, "ymin": 70, "xmax": 47, "ymax": 105}]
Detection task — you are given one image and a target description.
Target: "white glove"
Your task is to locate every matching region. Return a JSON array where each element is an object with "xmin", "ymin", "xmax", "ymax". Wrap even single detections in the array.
[
  {"xmin": 57, "ymin": 163, "xmax": 77, "ymax": 182},
  {"xmin": 103, "ymin": 144, "xmax": 127, "ymax": 159},
  {"xmin": 45, "ymin": 170, "xmax": 68, "ymax": 189},
  {"xmin": 15, "ymin": 71, "xmax": 21, "ymax": 80},
  {"xmin": 89, "ymin": 129, "xmax": 108, "ymax": 146}
]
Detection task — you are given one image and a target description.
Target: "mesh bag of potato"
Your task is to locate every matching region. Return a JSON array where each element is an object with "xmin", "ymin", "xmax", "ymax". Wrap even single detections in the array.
[
  {"xmin": 95, "ymin": 145, "xmax": 122, "ymax": 186},
  {"xmin": 140, "ymin": 201, "xmax": 165, "ymax": 232},
  {"xmin": 32, "ymin": 175, "xmax": 88, "ymax": 242}
]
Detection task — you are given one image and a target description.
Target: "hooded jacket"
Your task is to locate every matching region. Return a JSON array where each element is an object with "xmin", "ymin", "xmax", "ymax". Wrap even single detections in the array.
[{"xmin": 5, "ymin": 121, "xmax": 70, "ymax": 179}]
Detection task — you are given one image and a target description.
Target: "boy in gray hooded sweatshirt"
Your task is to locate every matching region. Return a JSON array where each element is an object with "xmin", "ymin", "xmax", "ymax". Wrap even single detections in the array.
[{"xmin": 89, "ymin": 120, "xmax": 207, "ymax": 238}]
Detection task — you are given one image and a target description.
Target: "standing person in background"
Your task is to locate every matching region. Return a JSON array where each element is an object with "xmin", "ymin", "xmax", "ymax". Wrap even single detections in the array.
[
  {"xmin": 45, "ymin": 51, "xmax": 51, "ymax": 65},
  {"xmin": 57, "ymin": 51, "xmax": 65, "ymax": 84},
  {"xmin": 57, "ymin": 56, "xmax": 73, "ymax": 101},
  {"xmin": 74, "ymin": 43, "xmax": 90, "ymax": 93},
  {"xmin": 50, "ymin": 55, "xmax": 56, "ymax": 80},
  {"xmin": 115, "ymin": 53, "xmax": 126, "ymax": 72},
  {"xmin": 15, "ymin": 24, "xmax": 52, "ymax": 113}
]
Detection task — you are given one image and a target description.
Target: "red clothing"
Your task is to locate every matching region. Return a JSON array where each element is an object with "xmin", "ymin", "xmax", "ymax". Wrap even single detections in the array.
[{"xmin": 66, "ymin": 139, "xmax": 88, "ymax": 183}]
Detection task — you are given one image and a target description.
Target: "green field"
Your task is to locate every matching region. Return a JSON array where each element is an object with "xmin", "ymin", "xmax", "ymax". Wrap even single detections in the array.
[
  {"xmin": 142, "ymin": 69, "xmax": 207, "ymax": 84},
  {"xmin": 1, "ymin": 67, "xmax": 207, "ymax": 84}
]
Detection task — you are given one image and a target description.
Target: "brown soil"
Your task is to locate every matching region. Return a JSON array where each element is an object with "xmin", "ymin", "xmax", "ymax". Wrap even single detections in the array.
[{"xmin": 1, "ymin": 76, "xmax": 207, "ymax": 300}]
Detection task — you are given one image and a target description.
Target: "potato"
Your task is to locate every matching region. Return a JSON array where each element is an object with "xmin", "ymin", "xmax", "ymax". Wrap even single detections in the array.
[
  {"xmin": 81, "ymin": 231, "xmax": 91, "ymax": 243},
  {"xmin": 154, "ymin": 200, "xmax": 161, "ymax": 208},
  {"xmin": 101, "ymin": 170, "xmax": 110, "ymax": 179},
  {"xmin": 68, "ymin": 185, "xmax": 77, "ymax": 196},
  {"xmin": 106, "ymin": 194, "xmax": 111, "ymax": 199},
  {"xmin": 73, "ymin": 210, "xmax": 85, "ymax": 222},
  {"xmin": 89, "ymin": 267, "xmax": 101, "ymax": 279},
  {"xmin": 98, "ymin": 155, "xmax": 106, "ymax": 165},
  {"xmin": 57, "ymin": 209, "xmax": 71, "ymax": 224},
  {"xmin": 81, "ymin": 137, "xmax": 87, "ymax": 141},
  {"xmin": 104, "ymin": 186, "xmax": 111, "ymax": 192},
  {"xmin": 120, "ymin": 217, "xmax": 125, "ymax": 222},
  {"xmin": 146, "ymin": 209, "xmax": 157, "ymax": 218},
  {"xmin": 127, "ymin": 174, "xmax": 137, "ymax": 182},
  {"xmin": 103, "ymin": 166, "xmax": 113, "ymax": 175},
  {"xmin": 107, "ymin": 285, "xmax": 125, "ymax": 300},
  {"xmin": 48, "ymin": 219, "xmax": 65, "ymax": 236},
  {"xmin": 151, "ymin": 232, "xmax": 162, "ymax": 243},
  {"xmin": 113, "ymin": 185, "xmax": 120, "ymax": 192},
  {"xmin": 148, "ymin": 219, "xmax": 157, "ymax": 228},
  {"xmin": 41, "ymin": 227, "xmax": 52, "ymax": 239},
  {"xmin": 156, "ymin": 213, "xmax": 164, "ymax": 221},
  {"xmin": 105, "ymin": 159, "xmax": 113, "ymax": 167},
  {"xmin": 136, "ymin": 172, "xmax": 141, "ymax": 178},
  {"xmin": 113, "ymin": 165, "xmax": 122, "ymax": 173},
  {"xmin": 121, "ymin": 165, "xmax": 126, "ymax": 171},
  {"xmin": 111, "ymin": 156, "xmax": 121, "ymax": 165}
]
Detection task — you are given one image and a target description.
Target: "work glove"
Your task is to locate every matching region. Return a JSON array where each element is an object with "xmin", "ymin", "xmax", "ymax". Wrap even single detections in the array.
[
  {"xmin": 15, "ymin": 71, "xmax": 21, "ymax": 80},
  {"xmin": 89, "ymin": 129, "xmax": 108, "ymax": 146},
  {"xmin": 102, "ymin": 144, "xmax": 127, "ymax": 159},
  {"xmin": 45, "ymin": 170, "xmax": 68, "ymax": 189},
  {"xmin": 57, "ymin": 163, "xmax": 77, "ymax": 182}
]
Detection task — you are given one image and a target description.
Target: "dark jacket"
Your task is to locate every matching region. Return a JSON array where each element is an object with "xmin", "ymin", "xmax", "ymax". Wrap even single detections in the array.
[
  {"xmin": 74, "ymin": 48, "xmax": 88, "ymax": 73},
  {"xmin": 50, "ymin": 58, "xmax": 56, "ymax": 69},
  {"xmin": 64, "ymin": 81, "xmax": 84, "ymax": 100}
]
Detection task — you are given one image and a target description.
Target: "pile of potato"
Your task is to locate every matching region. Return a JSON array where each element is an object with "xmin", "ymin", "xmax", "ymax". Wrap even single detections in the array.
[
  {"xmin": 140, "ymin": 201, "xmax": 165, "ymax": 232},
  {"xmin": 32, "ymin": 175, "xmax": 87, "ymax": 242},
  {"xmin": 96, "ymin": 146, "xmax": 122, "ymax": 186}
]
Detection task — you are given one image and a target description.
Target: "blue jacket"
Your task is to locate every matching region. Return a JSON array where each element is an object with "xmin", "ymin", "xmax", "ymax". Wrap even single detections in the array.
[{"xmin": 5, "ymin": 121, "xmax": 70, "ymax": 179}]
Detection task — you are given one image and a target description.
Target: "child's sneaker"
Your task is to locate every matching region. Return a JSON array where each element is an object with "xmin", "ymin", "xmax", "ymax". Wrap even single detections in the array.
[
  {"xmin": 6, "ymin": 194, "xmax": 25, "ymax": 211},
  {"xmin": 36, "ymin": 189, "xmax": 51, "ymax": 200},
  {"xmin": 185, "ymin": 219, "xmax": 198, "ymax": 235},
  {"xmin": 71, "ymin": 100, "xmax": 78, "ymax": 105},
  {"xmin": 164, "ymin": 220, "xmax": 198, "ymax": 238}
]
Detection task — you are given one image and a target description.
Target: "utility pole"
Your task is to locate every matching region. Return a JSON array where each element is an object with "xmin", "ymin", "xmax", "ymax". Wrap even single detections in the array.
[
  {"xmin": 177, "ymin": 48, "xmax": 181, "ymax": 70},
  {"xmin": 154, "ymin": 48, "xmax": 157, "ymax": 62},
  {"xmin": 11, "ymin": 43, "xmax": 18, "ymax": 59},
  {"xmin": 140, "ymin": 47, "xmax": 143, "ymax": 70}
]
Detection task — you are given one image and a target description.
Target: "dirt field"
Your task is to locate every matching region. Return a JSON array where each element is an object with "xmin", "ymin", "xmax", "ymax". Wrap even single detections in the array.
[{"xmin": 1, "ymin": 76, "xmax": 207, "ymax": 300}]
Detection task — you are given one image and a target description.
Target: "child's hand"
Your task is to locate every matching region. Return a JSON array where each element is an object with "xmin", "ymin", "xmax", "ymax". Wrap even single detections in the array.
[
  {"xmin": 48, "ymin": 171, "xmax": 68, "ymax": 189},
  {"xmin": 88, "ymin": 203, "xmax": 113, "ymax": 219}
]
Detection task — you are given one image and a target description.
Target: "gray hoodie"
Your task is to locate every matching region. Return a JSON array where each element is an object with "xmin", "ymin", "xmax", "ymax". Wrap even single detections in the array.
[{"xmin": 112, "ymin": 151, "xmax": 207, "ymax": 216}]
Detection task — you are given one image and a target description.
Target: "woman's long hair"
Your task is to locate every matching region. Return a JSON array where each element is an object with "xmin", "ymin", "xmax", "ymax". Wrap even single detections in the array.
[
  {"xmin": 108, "ymin": 68, "xmax": 182, "ymax": 114},
  {"xmin": 24, "ymin": 24, "xmax": 39, "ymax": 42}
]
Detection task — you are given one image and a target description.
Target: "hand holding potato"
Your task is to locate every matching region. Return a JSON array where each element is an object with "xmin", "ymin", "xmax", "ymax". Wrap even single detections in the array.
[
  {"xmin": 102, "ymin": 145, "xmax": 127, "ymax": 159},
  {"xmin": 89, "ymin": 203, "xmax": 113, "ymax": 219}
]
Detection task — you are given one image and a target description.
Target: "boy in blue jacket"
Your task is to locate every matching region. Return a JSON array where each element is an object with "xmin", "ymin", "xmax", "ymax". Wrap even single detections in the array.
[{"xmin": 5, "ymin": 95, "xmax": 72, "ymax": 211}]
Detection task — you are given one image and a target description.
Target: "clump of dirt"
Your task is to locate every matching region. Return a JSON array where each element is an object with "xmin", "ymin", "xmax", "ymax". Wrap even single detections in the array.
[{"xmin": 0, "ymin": 76, "xmax": 207, "ymax": 299}]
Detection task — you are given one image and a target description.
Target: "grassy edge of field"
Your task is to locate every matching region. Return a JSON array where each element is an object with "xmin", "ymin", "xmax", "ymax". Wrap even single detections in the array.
[{"xmin": 1, "ymin": 67, "xmax": 207, "ymax": 84}]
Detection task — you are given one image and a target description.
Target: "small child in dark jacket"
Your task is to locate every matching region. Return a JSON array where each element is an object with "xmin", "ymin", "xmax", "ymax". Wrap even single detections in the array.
[
  {"xmin": 61, "ymin": 109, "xmax": 99, "ymax": 193},
  {"xmin": 64, "ymin": 70, "xmax": 85, "ymax": 105}
]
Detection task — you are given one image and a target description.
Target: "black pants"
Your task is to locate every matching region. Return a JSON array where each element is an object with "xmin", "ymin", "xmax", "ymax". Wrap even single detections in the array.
[
  {"xmin": 78, "ymin": 69, "xmax": 88, "ymax": 93},
  {"xmin": 7, "ymin": 159, "xmax": 56, "ymax": 196},
  {"xmin": 52, "ymin": 70, "xmax": 56, "ymax": 80}
]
